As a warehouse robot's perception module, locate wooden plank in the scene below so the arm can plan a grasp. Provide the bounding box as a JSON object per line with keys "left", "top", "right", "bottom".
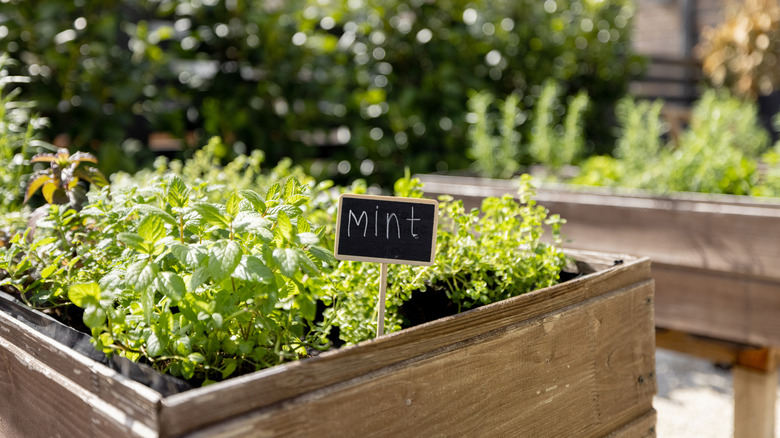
{"left": 160, "top": 253, "right": 652, "bottom": 436}
{"left": 734, "top": 366, "right": 778, "bottom": 438}
{"left": 656, "top": 329, "right": 780, "bottom": 371}
{"left": 416, "top": 175, "right": 780, "bottom": 347}
{"left": 0, "top": 311, "right": 162, "bottom": 432}
{"left": 653, "top": 263, "right": 780, "bottom": 346}
{"left": 183, "top": 280, "right": 655, "bottom": 437}
{"left": 417, "top": 174, "right": 780, "bottom": 281}
{"left": 605, "top": 409, "right": 657, "bottom": 438}
{"left": 0, "top": 334, "right": 157, "bottom": 438}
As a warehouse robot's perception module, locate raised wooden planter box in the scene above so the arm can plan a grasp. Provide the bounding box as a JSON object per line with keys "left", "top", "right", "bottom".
{"left": 418, "top": 174, "right": 780, "bottom": 347}
{"left": 0, "top": 250, "right": 655, "bottom": 437}
{"left": 418, "top": 173, "right": 780, "bottom": 437}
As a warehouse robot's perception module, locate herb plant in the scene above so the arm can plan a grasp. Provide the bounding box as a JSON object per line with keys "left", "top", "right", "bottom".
{"left": 25, "top": 148, "right": 108, "bottom": 207}
{"left": 2, "top": 158, "right": 340, "bottom": 385}
{"left": 467, "top": 91, "right": 522, "bottom": 179}
{"left": 322, "top": 174, "right": 568, "bottom": 345}
{"left": 68, "top": 176, "right": 336, "bottom": 385}
{"left": 528, "top": 81, "right": 590, "bottom": 170}
{"left": 1, "top": 138, "right": 571, "bottom": 385}
{"left": 466, "top": 81, "right": 590, "bottom": 179}
{"left": 573, "top": 90, "right": 767, "bottom": 195}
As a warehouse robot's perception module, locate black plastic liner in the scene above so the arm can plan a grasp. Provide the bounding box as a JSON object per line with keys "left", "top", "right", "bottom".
{"left": 0, "top": 291, "right": 192, "bottom": 395}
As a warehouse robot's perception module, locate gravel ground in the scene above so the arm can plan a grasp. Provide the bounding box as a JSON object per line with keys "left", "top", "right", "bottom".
{"left": 655, "top": 349, "right": 780, "bottom": 437}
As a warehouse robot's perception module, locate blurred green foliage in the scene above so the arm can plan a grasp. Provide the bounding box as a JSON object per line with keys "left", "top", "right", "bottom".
{"left": 0, "top": 56, "right": 45, "bottom": 215}
{"left": 573, "top": 90, "right": 774, "bottom": 195}
{"left": 465, "top": 81, "right": 590, "bottom": 178}
{"left": 0, "top": 0, "right": 642, "bottom": 184}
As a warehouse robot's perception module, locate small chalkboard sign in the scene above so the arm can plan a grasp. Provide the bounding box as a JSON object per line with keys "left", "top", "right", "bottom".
{"left": 334, "top": 194, "right": 439, "bottom": 266}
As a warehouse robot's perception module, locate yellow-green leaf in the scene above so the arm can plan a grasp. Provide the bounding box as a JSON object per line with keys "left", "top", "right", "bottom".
{"left": 68, "top": 282, "right": 101, "bottom": 308}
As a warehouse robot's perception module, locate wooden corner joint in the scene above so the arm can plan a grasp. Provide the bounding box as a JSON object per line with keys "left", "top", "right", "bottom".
{"left": 736, "top": 348, "right": 779, "bottom": 373}
{"left": 655, "top": 328, "right": 780, "bottom": 372}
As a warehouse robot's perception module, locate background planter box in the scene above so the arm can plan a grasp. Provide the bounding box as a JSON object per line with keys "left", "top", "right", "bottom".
{"left": 418, "top": 174, "right": 780, "bottom": 438}
{"left": 0, "top": 250, "right": 654, "bottom": 437}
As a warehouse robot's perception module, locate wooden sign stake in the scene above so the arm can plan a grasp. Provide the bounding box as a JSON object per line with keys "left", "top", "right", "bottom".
{"left": 377, "top": 263, "right": 388, "bottom": 336}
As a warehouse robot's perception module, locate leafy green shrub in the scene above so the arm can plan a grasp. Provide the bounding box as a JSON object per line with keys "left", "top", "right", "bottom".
{"left": 0, "top": 57, "right": 44, "bottom": 216}
{"left": 528, "top": 81, "right": 590, "bottom": 169}
{"left": 465, "top": 81, "right": 590, "bottom": 178}
{"left": 1, "top": 0, "right": 642, "bottom": 183}
{"left": 322, "top": 174, "right": 567, "bottom": 345}
{"left": 466, "top": 91, "right": 521, "bottom": 179}
{"left": 573, "top": 90, "right": 768, "bottom": 195}
{"left": 0, "top": 1, "right": 156, "bottom": 173}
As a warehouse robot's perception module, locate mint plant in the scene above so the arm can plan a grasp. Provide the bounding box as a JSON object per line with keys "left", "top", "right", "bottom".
{"left": 63, "top": 175, "right": 337, "bottom": 385}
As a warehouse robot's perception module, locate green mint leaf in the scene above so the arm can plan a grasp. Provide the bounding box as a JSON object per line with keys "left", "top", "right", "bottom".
{"left": 175, "top": 336, "right": 192, "bottom": 356}
{"left": 146, "top": 331, "right": 164, "bottom": 357}
{"left": 126, "top": 259, "right": 159, "bottom": 291}
{"left": 295, "top": 232, "right": 319, "bottom": 246}
{"left": 128, "top": 204, "right": 177, "bottom": 226}
{"left": 221, "top": 359, "right": 238, "bottom": 379}
{"left": 28, "top": 236, "right": 58, "bottom": 252}
{"left": 276, "top": 211, "right": 294, "bottom": 243}
{"left": 211, "top": 312, "right": 223, "bottom": 329}
{"left": 287, "top": 194, "right": 309, "bottom": 207}
{"left": 273, "top": 248, "right": 300, "bottom": 278}
{"left": 265, "top": 182, "right": 281, "bottom": 201}
{"left": 190, "top": 265, "right": 210, "bottom": 291}
{"left": 193, "top": 202, "right": 231, "bottom": 229}
{"left": 166, "top": 175, "right": 191, "bottom": 208}
{"left": 181, "top": 361, "right": 196, "bottom": 380}
{"left": 282, "top": 177, "right": 299, "bottom": 200}
{"left": 238, "top": 189, "right": 266, "bottom": 213}
{"left": 232, "top": 211, "right": 272, "bottom": 234}
{"left": 155, "top": 272, "right": 186, "bottom": 302}
{"left": 83, "top": 303, "right": 106, "bottom": 329}
{"left": 171, "top": 243, "right": 207, "bottom": 269}
{"left": 226, "top": 192, "right": 241, "bottom": 218}
{"left": 307, "top": 245, "right": 338, "bottom": 266}
{"left": 68, "top": 282, "right": 101, "bottom": 307}
{"left": 208, "top": 240, "right": 242, "bottom": 283}
{"left": 297, "top": 218, "right": 311, "bottom": 233}
{"left": 293, "top": 248, "right": 319, "bottom": 276}
{"left": 138, "top": 214, "right": 167, "bottom": 244}
{"left": 118, "top": 232, "right": 146, "bottom": 253}
{"left": 40, "top": 263, "right": 59, "bottom": 280}
{"left": 232, "top": 256, "right": 274, "bottom": 284}
{"left": 267, "top": 204, "right": 303, "bottom": 219}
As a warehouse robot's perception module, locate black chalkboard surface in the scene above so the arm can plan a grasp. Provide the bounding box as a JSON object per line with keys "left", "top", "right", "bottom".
{"left": 334, "top": 194, "right": 438, "bottom": 266}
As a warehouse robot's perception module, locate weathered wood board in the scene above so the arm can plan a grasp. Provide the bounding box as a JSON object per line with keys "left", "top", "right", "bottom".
{"left": 417, "top": 174, "right": 780, "bottom": 347}
{"left": 0, "top": 250, "right": 655, "bottom": 437}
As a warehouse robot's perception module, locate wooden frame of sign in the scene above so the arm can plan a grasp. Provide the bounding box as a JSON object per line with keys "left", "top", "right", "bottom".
{"left": 334, "top": 194, "right": 439, "bottom": 266}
